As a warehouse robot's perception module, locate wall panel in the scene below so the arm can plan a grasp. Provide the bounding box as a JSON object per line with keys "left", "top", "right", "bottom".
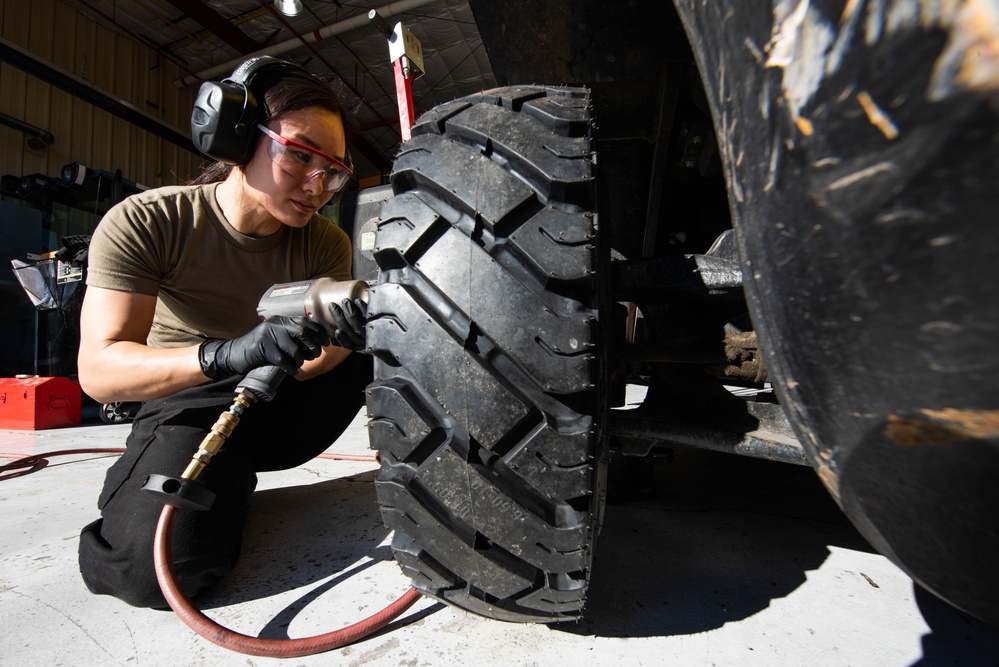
{"left": 0, "top": 0, "right": 202, "bottom": 193}
{"left": 68, "top": 14, "right": 96, "bottom": 169}
{"left": 0, "top": 63, "right": 27, "bottom": 176}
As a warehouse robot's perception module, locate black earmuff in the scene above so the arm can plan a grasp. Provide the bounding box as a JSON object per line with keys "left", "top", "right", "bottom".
{"left": 190, "top": 56, "right": 310, "bottom": 165}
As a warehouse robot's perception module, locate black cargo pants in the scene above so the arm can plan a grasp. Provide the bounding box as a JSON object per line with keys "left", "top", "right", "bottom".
{"left": 78, "top": 353, "right": 372, "bottom": 608}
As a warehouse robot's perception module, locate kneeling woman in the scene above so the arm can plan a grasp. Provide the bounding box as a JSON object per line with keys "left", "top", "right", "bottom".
{"left": 77, "top": 57, "right": 369, "bottom": 608}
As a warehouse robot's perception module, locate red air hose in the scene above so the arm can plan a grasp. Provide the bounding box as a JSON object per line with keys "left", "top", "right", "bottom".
{"left": 1, "top": 447, "right": 421, "bottom": 657}
{"left": 0, "top": 449, "right": 372, "bottom": 476}
{"left": 153, "top": 504, "right": 421, "bottom": 657}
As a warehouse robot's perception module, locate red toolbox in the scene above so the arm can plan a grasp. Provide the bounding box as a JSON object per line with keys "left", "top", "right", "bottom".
{"left": 0, "top": 376, "right": 81, "bottom": 430}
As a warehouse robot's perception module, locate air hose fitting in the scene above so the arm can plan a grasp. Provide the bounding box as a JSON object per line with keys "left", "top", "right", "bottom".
{"left": 144, "top": 377, "right": 420, "bottom": 657}
{"left": 142, "top": 390, "right": 255, "bottom": 511}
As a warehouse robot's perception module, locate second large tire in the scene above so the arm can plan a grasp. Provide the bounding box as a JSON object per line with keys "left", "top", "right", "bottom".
{"left": 365, "top": 86, "right": 604, "bottom": 622}
{"left": 674, "top": 0, "right": 999, "bottom": 625}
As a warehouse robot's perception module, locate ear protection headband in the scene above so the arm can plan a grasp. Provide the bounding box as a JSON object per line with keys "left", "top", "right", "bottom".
{"left": 190, "top": 56, "right": 310, "bottom": 165}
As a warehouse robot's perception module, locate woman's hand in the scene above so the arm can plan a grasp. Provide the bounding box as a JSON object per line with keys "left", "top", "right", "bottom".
{"left": 327, "top": 298, "right": 367, "bottom": 351}
{"left": 198, "top": 316, "right": 330, "bottom": 379}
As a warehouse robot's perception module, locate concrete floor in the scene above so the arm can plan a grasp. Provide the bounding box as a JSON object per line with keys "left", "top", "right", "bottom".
{"left": 2, "top": 396, "right": 998, "bottom": 666}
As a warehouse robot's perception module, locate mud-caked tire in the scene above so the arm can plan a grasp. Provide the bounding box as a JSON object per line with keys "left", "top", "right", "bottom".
{"left": 365, "top": 86, "right": 605, "bottom": 622}
{"left": 674, "top": 0, "right": 999, "bottom": 625}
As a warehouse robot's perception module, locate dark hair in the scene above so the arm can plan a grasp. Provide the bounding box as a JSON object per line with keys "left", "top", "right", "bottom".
{"left": 189, "top": 68, "right": 353, "bottom": 184}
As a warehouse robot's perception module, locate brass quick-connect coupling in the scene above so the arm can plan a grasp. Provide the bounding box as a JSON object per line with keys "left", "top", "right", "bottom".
{"left": 181, "top": 394, "right": 253, "bottom": 481}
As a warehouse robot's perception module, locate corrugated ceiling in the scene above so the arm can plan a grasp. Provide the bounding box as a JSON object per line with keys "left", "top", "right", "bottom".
{"left": 62, "top": 0, "right": 497, "bottom": 177}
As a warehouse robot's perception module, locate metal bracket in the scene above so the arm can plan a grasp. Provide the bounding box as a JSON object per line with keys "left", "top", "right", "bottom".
{"left": 370, "top": 10, "right": 425, "bottom": 142}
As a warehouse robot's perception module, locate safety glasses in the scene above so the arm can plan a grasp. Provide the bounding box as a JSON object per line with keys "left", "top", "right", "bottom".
{"left": 257, "top": 124, "right": 353, "bottom": 192}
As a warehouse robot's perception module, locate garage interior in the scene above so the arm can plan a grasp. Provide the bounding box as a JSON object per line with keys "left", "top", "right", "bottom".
{"left": 0, "top": 0, "right": 497, "bottom": 379}
{"left": 1, "top": 1, "right": 998, "bottom": 664}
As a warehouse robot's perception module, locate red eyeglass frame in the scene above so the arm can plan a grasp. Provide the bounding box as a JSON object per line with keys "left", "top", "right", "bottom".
{"left": 257, "top": 124, "right": 353, "bottom": 188}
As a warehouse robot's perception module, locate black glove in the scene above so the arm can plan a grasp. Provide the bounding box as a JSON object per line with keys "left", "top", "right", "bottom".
{"left": 199, "top": 316, "right": 330, "bottom": 379}
{"left": 328, "top": 298, "right": 367, "bottom": 351}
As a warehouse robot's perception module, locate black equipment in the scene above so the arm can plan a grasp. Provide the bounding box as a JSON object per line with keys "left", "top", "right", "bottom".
{"left": 190, "top": 56, "right": 310, "bottom": 164}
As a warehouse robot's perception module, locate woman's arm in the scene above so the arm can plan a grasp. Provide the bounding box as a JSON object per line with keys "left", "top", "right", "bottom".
{"left": 295, "top": 345, "right": 351, "bottom": 381}
{"left": 77, "top": 286, "right": 209, "bottom": 403}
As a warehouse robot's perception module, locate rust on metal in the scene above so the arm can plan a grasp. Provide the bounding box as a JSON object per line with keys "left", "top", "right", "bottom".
{"left": 813, "top": 458, "right": 841, "bottom": 504}
{"left": 884, "top": 408, "right": 999, "bottom": 447}
{"left": 920, "top": 408, "right": 999, "bottom": 439}
{"left": 619, "top": 331, "right": 768, "bottom": 383}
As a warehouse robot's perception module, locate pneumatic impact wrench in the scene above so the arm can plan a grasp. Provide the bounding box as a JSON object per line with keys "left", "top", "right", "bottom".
{"left": 143, "top": 278, "right": 369, "bottom": 511}
{"left": 238, "top": 277, "right": 370, "bottom": 401}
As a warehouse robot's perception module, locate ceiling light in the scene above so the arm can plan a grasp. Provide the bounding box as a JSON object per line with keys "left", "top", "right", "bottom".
{"left": 275, "top": 0, "right": 303, "bottom": 17}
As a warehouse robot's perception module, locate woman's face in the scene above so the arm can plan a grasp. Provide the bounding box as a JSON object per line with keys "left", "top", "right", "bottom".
{"left": 241, "top": 106, "right": 347, "bottom": 229}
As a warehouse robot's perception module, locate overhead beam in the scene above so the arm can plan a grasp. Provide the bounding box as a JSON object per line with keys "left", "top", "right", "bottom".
{"left": 0, "top": 36, "right": 198, "bottom": 156}
{"left": 176, "top": 0, "right": 437, "bottom": 86}
{"left": 162, "top": 0, "right": 261, "bottom": 55}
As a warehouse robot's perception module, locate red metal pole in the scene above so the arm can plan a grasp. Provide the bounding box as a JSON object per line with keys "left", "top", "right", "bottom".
{"left": 394, "top": 58, "right": 416, "bottom": 142}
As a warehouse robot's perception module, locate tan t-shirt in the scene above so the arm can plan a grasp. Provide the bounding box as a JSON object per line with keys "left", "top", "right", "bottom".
{"left": 86, "top": 183, "right": 352, "bottom": 348}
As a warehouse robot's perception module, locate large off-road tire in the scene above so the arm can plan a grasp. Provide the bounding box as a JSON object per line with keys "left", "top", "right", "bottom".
{"left": 365, "top": 86, "right": 605, "bottom": 622}
{"left": 674, "top": 0, "right": 999, "bottom": 625}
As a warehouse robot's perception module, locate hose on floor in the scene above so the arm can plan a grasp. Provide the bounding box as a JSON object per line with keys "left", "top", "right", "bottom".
{"left": 0, "top": 446, "right": 421, "bottom": 656}
{"left": 154, "top": 503, "right": 421, "bottom": 657}
{"left": 0, "top": 448, "right": 376, "bottom": 479}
